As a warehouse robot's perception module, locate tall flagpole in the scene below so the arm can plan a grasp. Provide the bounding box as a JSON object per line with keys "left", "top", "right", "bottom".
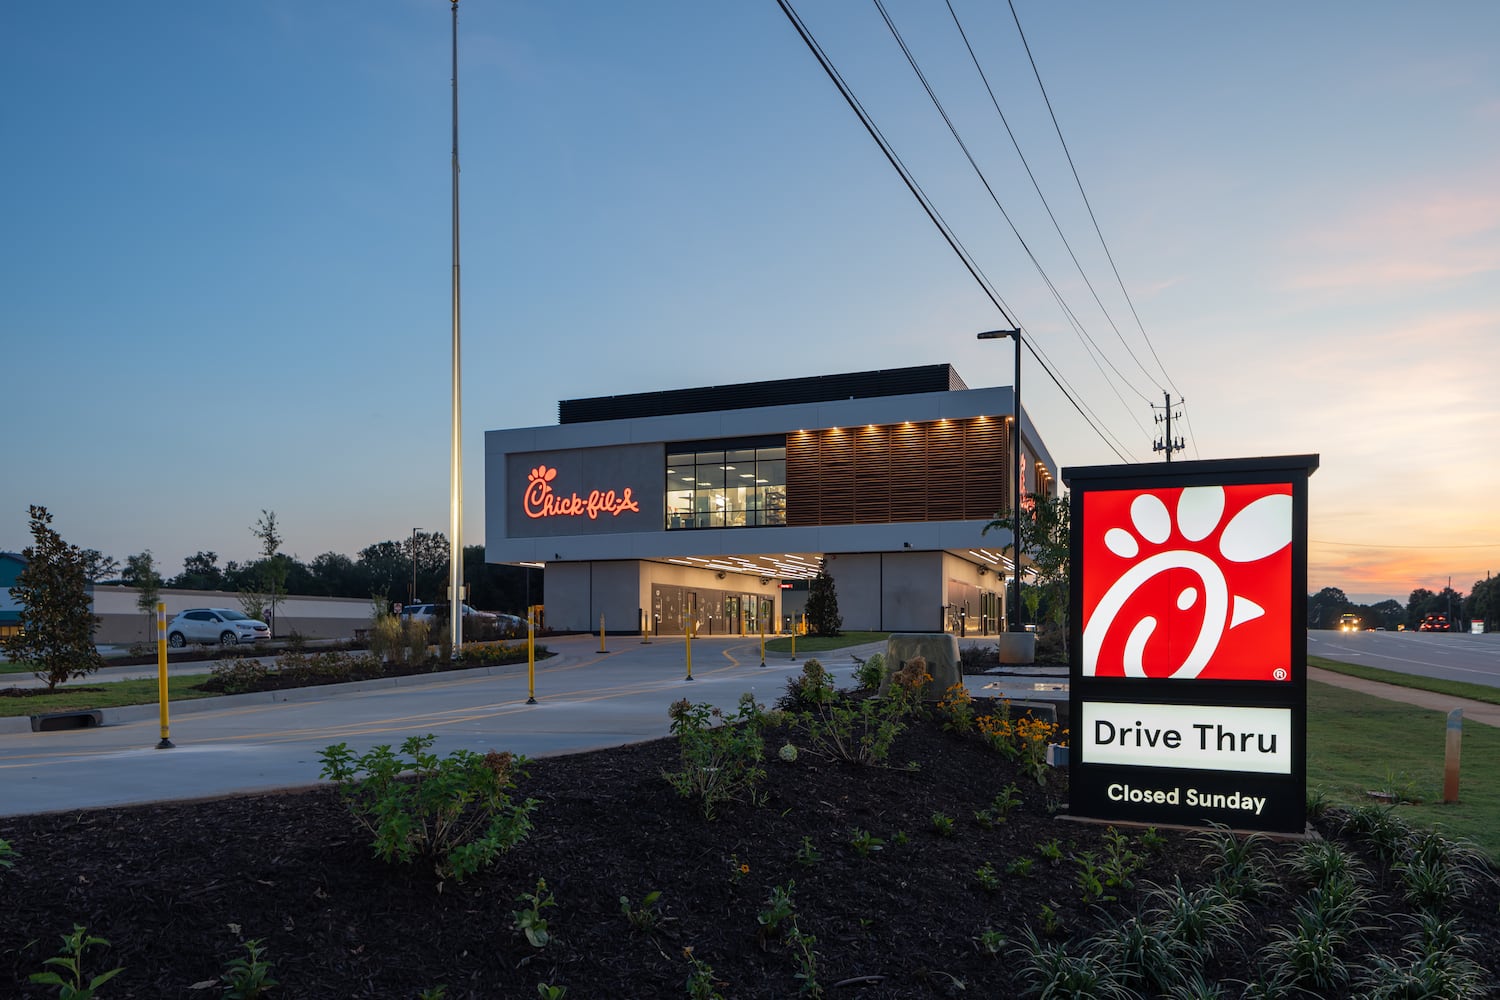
{"left": 448, "top": 0, "right": 464, "bottom": 654}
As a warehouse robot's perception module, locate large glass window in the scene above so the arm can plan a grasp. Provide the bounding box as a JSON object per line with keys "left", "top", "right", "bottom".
{"left": 666, "top": 439, "right": 786, "bottom": 529}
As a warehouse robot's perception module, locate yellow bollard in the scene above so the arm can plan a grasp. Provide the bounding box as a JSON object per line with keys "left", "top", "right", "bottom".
{"left": 599, "top": 613, "right": 607, "bottom": 653}
{"left": 155, "top": 602, "right": 173, "bottom": 749}
{"left": 759, "top": 620, "right": 766, "bottom": 668}
{"left": 790, "top": 622, "right": 797, "bottom": 662}
{"left": 526, "top": 609, "right": 537, "bottom": 704}
{"left": 685, "top": 620, "right": 695, "bottom": 681}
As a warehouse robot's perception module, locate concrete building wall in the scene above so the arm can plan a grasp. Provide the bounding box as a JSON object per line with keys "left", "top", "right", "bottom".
{"left": 88, "top": 586, "right": 373, "bottom": 644}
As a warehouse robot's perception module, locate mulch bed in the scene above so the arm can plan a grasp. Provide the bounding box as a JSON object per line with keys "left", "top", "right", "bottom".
{"left": 2, "top": 709, "right": 1498, "bottom": 998}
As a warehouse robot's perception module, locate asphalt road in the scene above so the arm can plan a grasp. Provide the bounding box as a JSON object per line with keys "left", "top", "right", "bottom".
{"left": 1306, "top": 629, "right": 1500, "bottom": 687}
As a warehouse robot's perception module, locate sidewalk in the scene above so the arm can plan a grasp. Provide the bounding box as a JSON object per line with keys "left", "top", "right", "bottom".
{"left": 1308, "top": 666, "right": 1500, "bottom": 728}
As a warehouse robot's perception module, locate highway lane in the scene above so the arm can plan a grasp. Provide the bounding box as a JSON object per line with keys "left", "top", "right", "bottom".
{"left": 1306, "top": 629, "right": 1500, "bottom": 687}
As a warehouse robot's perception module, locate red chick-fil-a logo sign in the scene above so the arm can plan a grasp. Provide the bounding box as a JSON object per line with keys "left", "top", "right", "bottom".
{"left": 523, "top": 465, "right": 641, "bottom": 521}
{"left": 1081, "top": 483, "right": 1292, "bottom": 682}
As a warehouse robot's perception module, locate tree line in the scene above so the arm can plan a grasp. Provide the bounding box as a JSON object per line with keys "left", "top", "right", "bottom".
{"left": 74, "top": 522, "right": 542, "bottom": 616}
{"left": 1308, "top": 577, "right": 1499, "bottom": 632}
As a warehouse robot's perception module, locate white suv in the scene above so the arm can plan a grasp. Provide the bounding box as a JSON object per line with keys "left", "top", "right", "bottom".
{"left": 167, "top": 609, "right": 271, "bottom": 647}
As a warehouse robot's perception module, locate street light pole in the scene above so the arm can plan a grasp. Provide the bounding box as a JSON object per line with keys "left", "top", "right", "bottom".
{"left": 447, "top": 0, "right": 464, "bottom": 655}
{"left": 411, "top": 528, "right": 419, "bottom": 605}
{"left": 977, "top": 328, "right": 1023, "bottom": 633}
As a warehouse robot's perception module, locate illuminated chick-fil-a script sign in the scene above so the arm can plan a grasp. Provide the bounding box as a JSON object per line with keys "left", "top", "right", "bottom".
{"left": 523, "top": 465, "right": 641, "bottom": 520}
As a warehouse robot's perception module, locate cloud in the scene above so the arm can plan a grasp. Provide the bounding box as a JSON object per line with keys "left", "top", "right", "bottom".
{"left": 1279, "top": 176, "right": 1500, "bottom": 294}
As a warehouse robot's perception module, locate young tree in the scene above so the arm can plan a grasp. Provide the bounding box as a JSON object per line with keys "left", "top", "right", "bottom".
{"left": 123, "top": 551, "right": 162, "bottom": 642}
{"left": 804, "top": 558, "right": 842, "bottom": 636}
{"left": 250, "top": 510, "right": 286, "bottom": 635}
{"left": 3, "top": 505, "right": 106, "bottom": 690}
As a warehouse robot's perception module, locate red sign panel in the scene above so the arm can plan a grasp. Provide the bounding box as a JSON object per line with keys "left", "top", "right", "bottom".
{"left": 1081, "top": 483, "right": 1292, "bottom": 682}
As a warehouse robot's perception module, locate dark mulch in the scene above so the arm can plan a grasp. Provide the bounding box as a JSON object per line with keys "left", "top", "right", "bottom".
{"left": 2, "top": 710, "right": 1498, "bottom": 999}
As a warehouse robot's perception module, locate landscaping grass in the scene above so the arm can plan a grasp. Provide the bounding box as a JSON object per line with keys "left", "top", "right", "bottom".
{"left": 762, "top": 630, "right": 888, "bottom": 653}
{"left": 0, "top": 674, "right": 220, "bottom": 715}
{"left": 1307, "top": 678, "right": 1500, "bottom": 856}
{"left": 0, "top": 661, "right": 34, "bottom": 675}
{"left": 1310, "top": 653, "right": 1500, "bottom": 706}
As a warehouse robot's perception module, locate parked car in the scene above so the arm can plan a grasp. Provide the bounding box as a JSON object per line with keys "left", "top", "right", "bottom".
{"left": 167, "top": 609, "right": 270, "bottom": 647}
{"left": 401, "top": 603, "right": 497, "bottom": 624}
{"left": 1418, "top": 613, "right": 1452, "bottom": 632}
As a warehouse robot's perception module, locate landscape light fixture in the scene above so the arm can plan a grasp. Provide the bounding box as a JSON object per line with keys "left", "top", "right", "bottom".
{"left": 976, "top": 328, "right": 1024, "bottom": 632}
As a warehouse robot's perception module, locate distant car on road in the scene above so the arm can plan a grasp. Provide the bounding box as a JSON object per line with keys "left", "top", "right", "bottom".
{"left": 1418, "top": 613, "right": 1452, "bottom": 632}
{"left": 1338, "top": 614, "right": 1361, "bottom": 633}
{"left": 167, "top": 609, "right": 270, "bottom": 647}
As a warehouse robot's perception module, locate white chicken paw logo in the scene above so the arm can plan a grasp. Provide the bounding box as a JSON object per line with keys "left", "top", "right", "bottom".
{"left": 1082, "top": 484, "right": 1292, "bottom": 680}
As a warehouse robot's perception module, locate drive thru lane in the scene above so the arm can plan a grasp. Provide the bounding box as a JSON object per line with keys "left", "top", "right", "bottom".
{"left": 0, "top": 635, "right": 856, "bottom": 818}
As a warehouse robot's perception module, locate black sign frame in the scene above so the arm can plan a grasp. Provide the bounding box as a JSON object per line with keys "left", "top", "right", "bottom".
{"left": 1063, "top": 455, "right": 1318, "bottom": 834}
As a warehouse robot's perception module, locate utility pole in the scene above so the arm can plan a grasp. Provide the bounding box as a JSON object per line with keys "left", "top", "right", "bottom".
{"left": 1152, "top": 391, "right": 1185, "bottom": 462}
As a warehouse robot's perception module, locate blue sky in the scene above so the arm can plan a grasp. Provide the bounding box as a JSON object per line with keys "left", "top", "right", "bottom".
{"left": 4, "top": 2, "right": 1498, "bottom": 604}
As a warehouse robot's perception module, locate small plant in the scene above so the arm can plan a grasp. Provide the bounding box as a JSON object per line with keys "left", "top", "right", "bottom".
{"left": 890, "top": 830, "right": 909, "bottom": 846}
{"left": 779, "top": 659, "right": 836, "bottom": 710}
{"left": 1100, "top": 826, "right": 1145, "bottom": 894}
{"left": 847, "top": 827, "right": 885, "bottom": 857}
{"left": 787, "top": 922, "right": 822, "bottom": 997}
{"left": 536, "top": 985, "right": 567, "bottom": 1000}
{"left": 1194, "top": 823, "right": 1276, "bottom": 901}
{"left": 1037, "top": 838, "right": 1064, "bottom": 864}
{"left": 416, "top": 989, "right": 448, "bottom": 1000}
{"left": 682, "top": 947, "right": 725, "bottom": 1000}
{"left": 0, "top": 837, "right": 16, "bottom": 870}
{"left": 318, "top": 736, "right": 536, "bottom": 882}
{"left": 620, "top": 890, "right": 664, "bottom": 934}
{"left": 974, "top": 783, "right": 1023, "bottom": 828}
{"left": 885, "top": 657, "right": 932, "bottom": 715}
{"left": 1143, "top": 877, "right": 1247, "bottom": 963}
{"left": 936, "top": 683, "right": 975, "bottom": 735}
{"left": 794, "top": 836, "right": 822, "bottom": 868}
{"left": 28, "top": 924, "right": 124, "bottom": 1000}
{"left": 1005, "top": 857, "right": 1035, "bottom": 877}
{"left": 663, "top": 699, "right": 767, "bottom": 820}
{"left": 513, "top": 877, "right": 557, "bottom": 948}
{"left": 1074, "top": 851, "right": 1109, "bottom": 903}
{"left": 1138, "top": 826, "right": 1168, "bottom": 853}
{"left": 758, "top": 881, "right": 797, "bottom": 940}
{"left": 220, "top": 938, "right": 277, "bottom": 999}
{"left": 1014, "top": 926, "right": 1116, "bottom": 994}
{"left": 1092, "top": 915, "right": 1189, "bottom": 996}
{"left": 1260, "top": 903, "right": 1353, "bottom": 994}
{"left": 1305, "top": 786, "right": 1331, "bottom": 819}
{"left": 974, "top": 861, "right": 1000, "bottom": 891}
{"left": 930, "top": 811, "right": 955, "bottom": 837}
{"left": 975, "top": 928, "right": 1006, "bottom": 956}
{"left": 795, "top": 695, "right": 906, "bottom": 767}
{"left": 853, "top": 652, "right": 885, "bottom": 691}
{"left": 778, "top": 742, "right": 799, "bottom": 763}
{"left": 728, "top": 855, "right": 750, "bottom": 885}
{"left": 1037, "top": 902, "right": 1064, "bottom": 936}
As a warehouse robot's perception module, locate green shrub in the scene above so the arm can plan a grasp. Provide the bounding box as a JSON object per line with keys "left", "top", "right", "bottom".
{"left": 368, "top": 612, "right": 405, "bottom": 663}
{"left": 28, "top": 923, "right": 124, "bottom": 999}
{"left": 776, "top": 660, "right": 836, "bottom": 712}
{"left": 207, "top": 658, "right": 271, "bottom": 695}
{"left": 854, "top": 653, "right": 886, "bottom": 691}
{"left": 662, "top": 699, "right": 766, "bottom": 820}
{"left": 318, "top": 734, "right": 536, "bottom": 881}
{"left": 795, "top": 694, "right": 906, "bottom": 766}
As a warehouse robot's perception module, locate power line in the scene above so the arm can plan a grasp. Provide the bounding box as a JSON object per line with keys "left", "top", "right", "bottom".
{"left": 775, "top": 0, "right": 1135, "bottom": 463}
{"left": 946, "top": 0, "right": 1161, "bottom": 404}
{"left": 869, "top": 0, "right": 1150, "bottom": 453}
{"left": 1007, "top": 0, "right": 1183, "bottom": 399}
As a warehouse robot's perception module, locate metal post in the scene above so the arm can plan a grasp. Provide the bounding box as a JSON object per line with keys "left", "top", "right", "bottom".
{"left": 760, "top": 619, "right": 766, "bottom": 668}
{"left": 977, "top": 328, "right": 1023, "bottom": 632}
{"left": 684, "top": 620, "right": 695, "bottom": 681}
{"left": 1443, "top": 708, "right": 1463, "bottom": 803}
{"left": 155, "top": 602, "right": 173, "bottom": 749}
{"left": 599, "top": 613, "right": 606, "bottom": 653}
{"left": 447, "top": 0, "right": 465, "bottom": 657}
{"left": 526, "top": 608, "right": 536, "bottom": 704}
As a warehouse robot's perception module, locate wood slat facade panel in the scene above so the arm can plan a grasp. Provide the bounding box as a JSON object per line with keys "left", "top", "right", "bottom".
{"left": 888, "top": 423, "right": 928, "bottom": 522}
{"left": 818, "top": 429, "right": 856, "bottom": 525}
{"left": 785, "top": 431, "right": 820, "bottom": 527}
{"left": 854, "top": 425, "right": 891, "bottom": 523}
{"left": 785, "top": 417, "right": 1024, "bottom": 528}
{"left": 963, "top": 417, "right": 1007, "bottom": 520}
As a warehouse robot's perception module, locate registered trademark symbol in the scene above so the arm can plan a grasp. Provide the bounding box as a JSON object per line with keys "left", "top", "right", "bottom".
{"left": 1273, "top": 668, "right": 1288, "bottom": 681}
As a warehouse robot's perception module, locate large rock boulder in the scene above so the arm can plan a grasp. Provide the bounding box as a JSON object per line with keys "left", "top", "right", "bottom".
{"left": 880, "top": 633, "right": 962, "bottom": 699}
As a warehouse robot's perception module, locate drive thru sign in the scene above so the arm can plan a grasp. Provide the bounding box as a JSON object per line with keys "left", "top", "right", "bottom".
{"left": 1064, "top": 455, "right": 1318, "bottom": 834}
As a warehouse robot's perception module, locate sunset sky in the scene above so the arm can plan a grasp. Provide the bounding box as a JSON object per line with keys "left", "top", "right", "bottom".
{"left": 3, "top": 2, "right": 1497, "bottom": 604}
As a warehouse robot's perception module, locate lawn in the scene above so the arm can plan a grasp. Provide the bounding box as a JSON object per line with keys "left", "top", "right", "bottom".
{"left": 1310, "top": 653, "right": 1500, "bottom": 707}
